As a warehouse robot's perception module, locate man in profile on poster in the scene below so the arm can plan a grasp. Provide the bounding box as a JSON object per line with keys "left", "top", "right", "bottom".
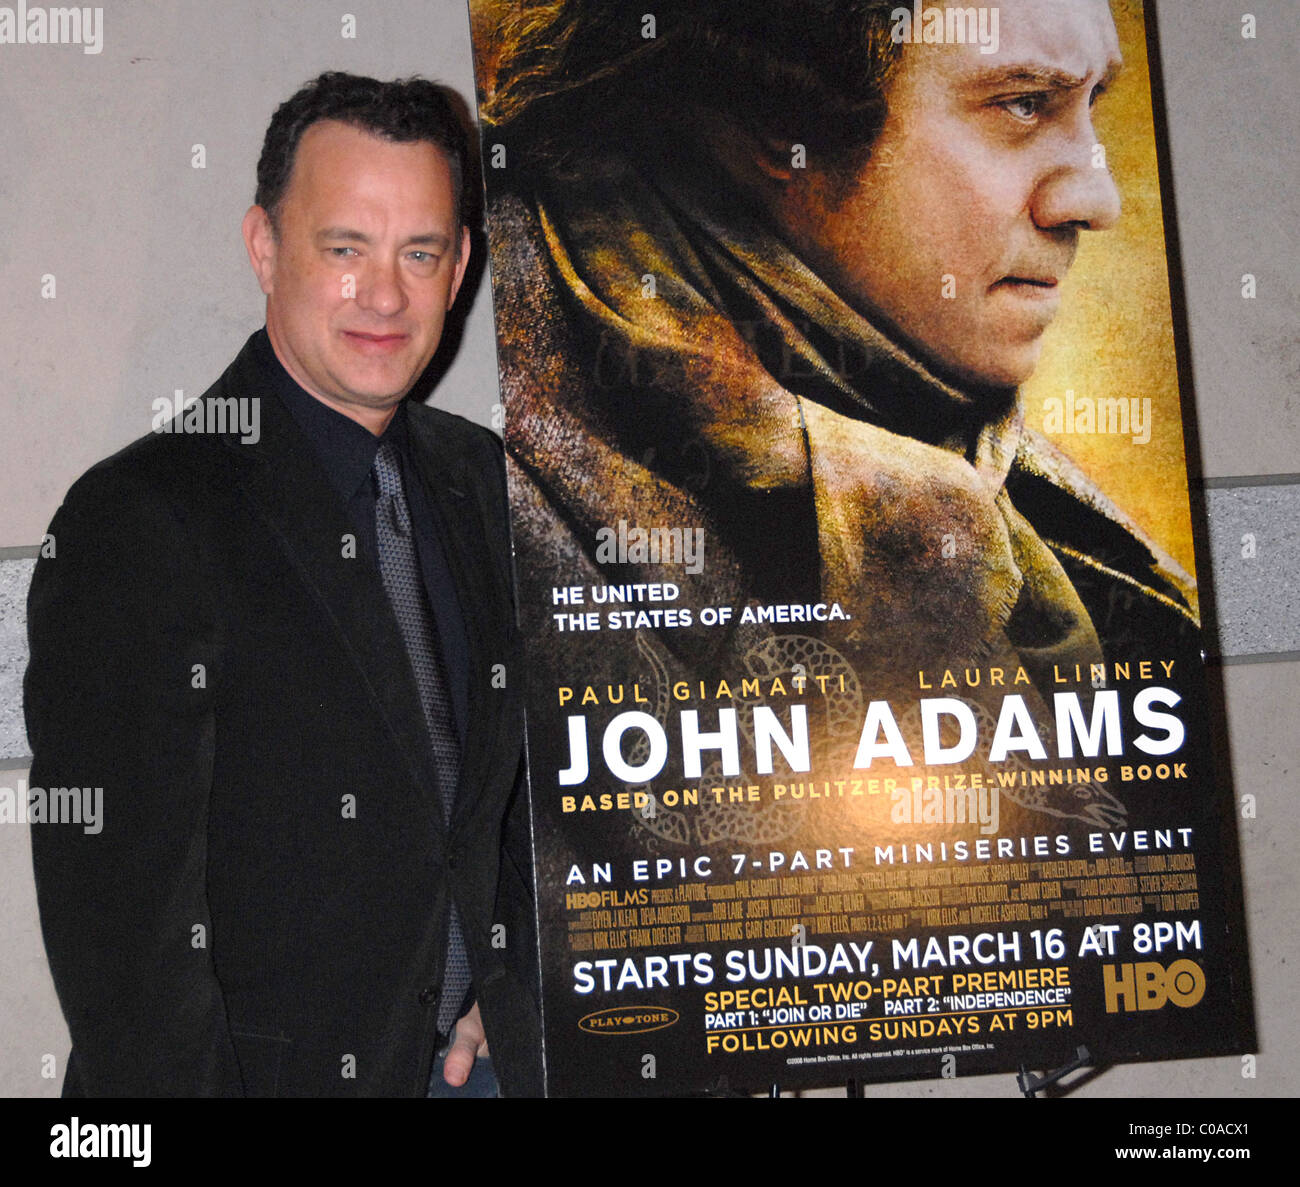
{"left": 480, "top": 0, "right": 1199, "bottom": 709}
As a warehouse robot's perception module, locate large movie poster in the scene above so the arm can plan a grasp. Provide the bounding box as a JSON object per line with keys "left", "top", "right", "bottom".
{"left": 469, "top": 0, "right": 1255, "bottom": 1095}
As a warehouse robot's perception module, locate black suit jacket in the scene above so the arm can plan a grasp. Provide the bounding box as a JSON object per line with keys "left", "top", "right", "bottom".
{"left": 25, "top": 334, "right": 543, "bottom": 1097}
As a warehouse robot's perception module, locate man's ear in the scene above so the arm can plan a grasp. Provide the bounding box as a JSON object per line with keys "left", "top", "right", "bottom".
{"left": 694, "top": 108, "right": 795, "bottom": 188}
{"left": 242, "top": 205, "right": 278, "bottom": 296}
{"left": 449, "top": 226, "right": 472, "bottom": 306}
{"left": 754, "top": 136, "right": 799, "bottom": 182}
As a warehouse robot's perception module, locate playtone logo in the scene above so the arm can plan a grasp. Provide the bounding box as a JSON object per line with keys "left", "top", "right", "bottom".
{"left": 579, "top": 1005, "right": 680, "bottom": 1036}
{"left": 0, "top": 4, "right": 104, "bottom": 54}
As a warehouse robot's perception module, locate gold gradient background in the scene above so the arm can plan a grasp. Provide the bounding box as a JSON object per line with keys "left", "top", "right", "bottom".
{"left": 1024, "top": 0, "right": 1197, "bottom": 577}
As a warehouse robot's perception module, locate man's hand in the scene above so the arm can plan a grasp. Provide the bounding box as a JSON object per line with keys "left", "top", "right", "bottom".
{"left": 442, "top": 1002, "right": 489, "bottom": 1087}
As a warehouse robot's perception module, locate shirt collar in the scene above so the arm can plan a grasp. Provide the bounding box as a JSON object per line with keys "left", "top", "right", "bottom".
{"left": 252, "top": 326, "right": 408, "bottom": 502}
{"left": 656, "top": 175, "right": 1022, "bottom": 491}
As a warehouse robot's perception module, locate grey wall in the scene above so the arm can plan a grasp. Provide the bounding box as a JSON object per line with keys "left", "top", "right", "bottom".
{"left": 0, "top": 0, "right": 1296, "bottom": 1098}
{"left": 0, "top": 0, "right": 502, "bottom": 550}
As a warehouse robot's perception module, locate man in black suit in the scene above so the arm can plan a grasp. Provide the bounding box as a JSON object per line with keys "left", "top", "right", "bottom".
{"left": 25, "top": 72, "right": 542, "bottom": 1097}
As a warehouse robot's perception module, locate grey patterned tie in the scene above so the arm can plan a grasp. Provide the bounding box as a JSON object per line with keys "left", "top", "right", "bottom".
{"left": 372, "top": 438, "right": 471, "bottom": 1036}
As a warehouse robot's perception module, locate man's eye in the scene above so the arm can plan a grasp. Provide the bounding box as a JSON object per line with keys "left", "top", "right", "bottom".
{"left": 408, "top": 251, "right": 435, "bottom": 263}
{"left": 1000, "top": 94, "right": 1043, "bottom": 122}
{"left": 328, "top": 246, "right": 357, "bottom": 258}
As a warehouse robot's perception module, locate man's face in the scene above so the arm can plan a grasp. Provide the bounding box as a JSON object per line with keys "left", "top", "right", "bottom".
{"left": 244, "top": 120, "right": 470, "bottom": 426}
{"left": 776, "top": 0, "right": 1122, "bottom": 391}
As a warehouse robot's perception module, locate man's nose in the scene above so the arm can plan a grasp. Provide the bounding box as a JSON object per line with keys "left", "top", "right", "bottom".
{"left": 1032, "top": 135, "right": 1122, "bottom": 233}
{"left": 357, "top": 259, "right": 407, "bottom": 315}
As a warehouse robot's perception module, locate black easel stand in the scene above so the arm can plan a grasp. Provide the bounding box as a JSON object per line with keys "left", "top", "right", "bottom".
{"left": 1016, "top": 1045, "right": 1091, "bottom": 1097}
{"left": 764, "top": 1051, "right": 1092, "bottom": 1099}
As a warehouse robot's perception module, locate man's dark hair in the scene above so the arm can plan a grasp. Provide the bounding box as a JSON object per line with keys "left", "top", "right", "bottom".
{"left": 484, "top": 1, "right": 903, "bottom": 181}
{"left": 256, "top": 71, "right": 470, "bottom": 236}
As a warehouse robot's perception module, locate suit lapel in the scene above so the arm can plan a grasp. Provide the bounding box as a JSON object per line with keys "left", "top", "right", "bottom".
{"left": 405, "top": 409, "right": 507, "bottom": 834}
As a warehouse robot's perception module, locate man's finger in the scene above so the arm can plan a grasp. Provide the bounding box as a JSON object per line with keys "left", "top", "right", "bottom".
{"left": 442, "top": 1028, "right": 478, "bottom": 1087}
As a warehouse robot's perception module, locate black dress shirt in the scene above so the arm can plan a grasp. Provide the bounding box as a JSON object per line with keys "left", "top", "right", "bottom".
{"left": 250, "top": 327, "right": 470, "bottom": 743}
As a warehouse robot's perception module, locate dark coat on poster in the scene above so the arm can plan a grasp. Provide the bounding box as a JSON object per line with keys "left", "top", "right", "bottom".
{"left": 25, "top": 335, "right": 543, "bottom": 1097}
{"left": 485, "top": 161, "right": 1204, "bottom": 852}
